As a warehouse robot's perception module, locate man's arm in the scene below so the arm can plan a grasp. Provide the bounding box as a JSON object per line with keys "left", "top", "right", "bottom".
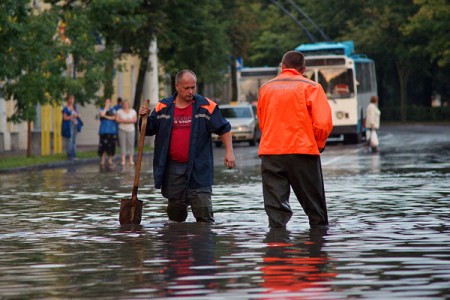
{"left": 220, "top": 131, "right": 236, "bottom": 169}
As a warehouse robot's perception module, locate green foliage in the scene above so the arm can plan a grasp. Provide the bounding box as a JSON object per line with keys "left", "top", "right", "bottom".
{"left": 1, "top": 0, "right": 449, "bottom": 126}
{"left": 245, "top": 3, "right": 312, "bottom": 67}
{"left": 382, "top": 105, "right": 450, "bottom": 122}
{"left": 0, "top": 0, "right": 30, "bottom": 80}
{"left": 157, "top": 0, "right": 229, "bottom": 85}
{"left": 1, "top": 6, "right": 68, "bottom": 123}
{"left": 402, "top": 0, "right": 450, "bottom": 68}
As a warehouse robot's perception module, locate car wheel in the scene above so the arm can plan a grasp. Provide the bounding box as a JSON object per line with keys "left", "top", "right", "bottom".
{"left": 249, "top": 134, "right": 257, "bottom": 146}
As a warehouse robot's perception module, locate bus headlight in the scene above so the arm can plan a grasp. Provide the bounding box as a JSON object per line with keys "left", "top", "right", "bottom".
{"left": 336, "top": 111, "right": 349, "bottom": 119}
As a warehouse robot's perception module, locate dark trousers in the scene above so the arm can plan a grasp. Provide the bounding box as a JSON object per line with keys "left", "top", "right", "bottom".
{"left": 161, "top": 160, "right": 214, "bottom": 223}
{"left": 261, "top": 154, "right": 328, "bottom": 228}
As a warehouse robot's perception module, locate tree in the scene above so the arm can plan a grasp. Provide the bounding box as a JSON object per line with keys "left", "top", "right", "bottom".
{"left": 0, "top": 0, "right": 30, "bottom": 82}
{"left": 157, "top": 0, "right": 229, "bottom": 94}
{"left": 246, "top": 2, "right": 313, "bottom": 67}
{"left": 1, "top": 4, "right": 70, "bottom": 156}
{"left": 402, "top": 0, "right": 450, "bottom": 106}
{"left": 46, "top": 0, "right": 146, "bottom": 106}
{"left": 221, "top": 0, "right": 260, "bottom": 102}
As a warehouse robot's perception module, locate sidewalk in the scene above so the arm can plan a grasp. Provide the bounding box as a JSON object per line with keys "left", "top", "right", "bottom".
{"left": 0, "top": 145, "right": 100, "bottom": 174}
{"left": 0, "top": 145, "right": 153, "bottom": 174}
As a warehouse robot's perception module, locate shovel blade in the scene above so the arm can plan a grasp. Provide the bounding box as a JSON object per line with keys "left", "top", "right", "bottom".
{"left": 119, "top": 198, "right": 143, "bottom": 225}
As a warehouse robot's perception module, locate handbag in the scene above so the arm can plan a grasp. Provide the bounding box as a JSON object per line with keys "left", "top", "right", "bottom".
{"left": 369, "top": 130, "right": 379, "bottom": 147}
{"left": 62, "top": 120, "right": 71, "bottom": 138}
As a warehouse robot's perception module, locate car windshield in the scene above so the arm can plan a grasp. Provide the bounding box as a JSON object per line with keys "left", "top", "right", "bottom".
{"left": 221, "top": 107, "right": 252, "bottom": 118}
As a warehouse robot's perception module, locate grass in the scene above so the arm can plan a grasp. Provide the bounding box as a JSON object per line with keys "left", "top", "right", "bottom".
{"left": 0, "top": 150, "right": 98, "bottom": 170}
{"left": 0, "top": 145, "right": 153, "bottom": 171}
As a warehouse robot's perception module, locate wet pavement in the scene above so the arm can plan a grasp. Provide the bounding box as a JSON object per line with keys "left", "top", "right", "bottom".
{"left": 0, "top": 124, "right": 449, "bottom": 299}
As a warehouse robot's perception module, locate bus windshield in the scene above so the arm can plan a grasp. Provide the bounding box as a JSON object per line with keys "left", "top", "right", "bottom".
{"left": 304, "top": 68, "right": 355, "bottom": 99}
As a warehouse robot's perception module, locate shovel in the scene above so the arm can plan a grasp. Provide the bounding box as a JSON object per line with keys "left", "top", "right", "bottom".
{"left": 119, "top": 99, "right": 150, "bottom": 225}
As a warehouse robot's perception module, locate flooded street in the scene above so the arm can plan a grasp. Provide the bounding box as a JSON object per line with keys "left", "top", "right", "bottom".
{"left": 1, "top": 124, "right": 449, "bottom": 299}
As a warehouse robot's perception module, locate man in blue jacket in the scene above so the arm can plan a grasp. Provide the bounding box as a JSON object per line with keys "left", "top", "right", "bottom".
{"left": 139, "top": 69, "right": 236, "bottom": 223}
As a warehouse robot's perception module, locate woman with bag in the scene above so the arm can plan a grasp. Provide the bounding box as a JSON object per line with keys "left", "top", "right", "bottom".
{"left": 365, "top": 95, "right": 381, "bottom": 153}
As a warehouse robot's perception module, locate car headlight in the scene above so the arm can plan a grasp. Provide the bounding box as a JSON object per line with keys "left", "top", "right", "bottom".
{"left": 234, "top": 125, "right": 251, "bottom": 132}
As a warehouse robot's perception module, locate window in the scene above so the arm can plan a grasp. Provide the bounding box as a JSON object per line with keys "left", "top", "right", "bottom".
{"left": 317, "top": 68, "right": 354, "bottom": 98}
{"left": 355, "top": 62, "right": 375, "bottom": 93}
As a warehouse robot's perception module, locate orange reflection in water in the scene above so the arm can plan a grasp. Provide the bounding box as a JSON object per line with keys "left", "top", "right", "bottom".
{"left": 260, "top": 229, "right": 338, "bottom": 298}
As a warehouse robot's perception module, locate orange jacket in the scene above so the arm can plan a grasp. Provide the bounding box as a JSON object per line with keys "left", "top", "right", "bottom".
{"left": 257, "top": 68, "right": 333, "bottom": 155}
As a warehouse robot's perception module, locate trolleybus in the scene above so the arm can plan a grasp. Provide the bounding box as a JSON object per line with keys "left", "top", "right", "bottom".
{"left": 295, "top": 40, "right": 378, "bottom": 143}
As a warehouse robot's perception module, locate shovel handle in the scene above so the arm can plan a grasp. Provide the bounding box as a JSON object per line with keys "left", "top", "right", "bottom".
{"left": 132, "top": 99, "right": 150, "bottom": 204}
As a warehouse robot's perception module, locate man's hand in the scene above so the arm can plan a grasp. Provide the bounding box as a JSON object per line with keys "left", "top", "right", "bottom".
{"left": 139, "top": 105, "right": 150, "bottom": 116}
{"left": 224, "top": 152, "right": 236, "bottom": 169}
{"left": 220, "top": 132, "right": 236, "bottom": 169}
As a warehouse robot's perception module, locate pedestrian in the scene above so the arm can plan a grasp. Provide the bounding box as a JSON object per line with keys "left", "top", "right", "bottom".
{"left": 257, "top": 50, "right": 333, "bottom": 228}
{"left": 98, "top": 98, "right": 118, "bottom": 166}
{"left": 114, "top": 96, "right": 123, "bottom": 111}
{"left": 365, "top": 95, "right": 381, "bottom": 153}
{"left": 62, "top": 95, "right": 82, "bottom": 160}
{"left": 139, "top": 69, "right": 236, "bottom": 223}
{"left": 116, "top": 99, "right": 137, "bottom": 165}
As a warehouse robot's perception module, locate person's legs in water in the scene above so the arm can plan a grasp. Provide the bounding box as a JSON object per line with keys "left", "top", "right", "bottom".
{"left": 67, "top": 123, "right": 77, "bottom": 159}
{"left": 188, "top": 188, "right": 214, "bottom": 223}
{"left": 287, "top": 154, "right": 328, "bottom": 227}
{"left": 161, "top": 160, "right": 189, "bottom": 222}
{"left": 261, "top": 155, "right": 293, "bottom": 228}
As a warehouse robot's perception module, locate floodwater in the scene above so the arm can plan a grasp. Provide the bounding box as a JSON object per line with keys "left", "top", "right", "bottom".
{"left": 1, "top": 124, "right": 449, "bottom": 299}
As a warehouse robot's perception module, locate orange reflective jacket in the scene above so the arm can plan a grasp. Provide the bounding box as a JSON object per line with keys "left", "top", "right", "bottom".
{"left": 257, "top": 68, "right": 333, "bottom": 155}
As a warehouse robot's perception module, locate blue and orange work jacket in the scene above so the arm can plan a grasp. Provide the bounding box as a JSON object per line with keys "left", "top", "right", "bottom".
{"left": 143, "top": 93, "right": 231, "bottom": 189}
{"left": 257, "top": 68, "right": 333, "bottom": 156}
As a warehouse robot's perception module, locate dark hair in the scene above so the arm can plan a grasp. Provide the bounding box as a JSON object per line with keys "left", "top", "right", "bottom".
{"left": 175, "top": 69, "right": 197, "bottom": 83}
{"left": 281, "top": 51, "right": 305, "bottom": 72}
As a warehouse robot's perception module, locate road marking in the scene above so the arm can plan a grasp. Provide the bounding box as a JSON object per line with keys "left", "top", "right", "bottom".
{"left": 322, "top": 148, "right": 361, "bottom": 166}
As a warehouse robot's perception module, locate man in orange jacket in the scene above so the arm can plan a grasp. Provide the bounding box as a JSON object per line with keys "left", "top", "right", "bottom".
{"left": 257, "top": 50, "right": 333, "bottom": 228}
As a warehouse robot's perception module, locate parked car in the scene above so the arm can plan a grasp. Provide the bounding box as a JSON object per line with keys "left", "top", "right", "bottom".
{"left": 213, "top": 103, "right": 260, "bottom": 147}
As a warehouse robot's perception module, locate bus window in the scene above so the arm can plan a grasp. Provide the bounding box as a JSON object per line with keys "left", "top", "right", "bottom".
{"left": 317, "top": 68, "right": 354, "bottom": 98}
{"left": 355, "top": 61, "right": 376, "bottom": 93}
{"left": 239, "top": 78, "right": 260, "bottom": 102}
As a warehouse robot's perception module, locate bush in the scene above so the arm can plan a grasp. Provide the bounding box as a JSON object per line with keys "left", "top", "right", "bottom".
{"left": 381, "top": 105, "right": 450, "bottom": 122}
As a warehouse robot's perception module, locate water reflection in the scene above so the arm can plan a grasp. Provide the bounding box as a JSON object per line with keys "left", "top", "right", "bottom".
{"left": 158, "top": 224, "right": 218, "bottom": 297}
{"left": 1, "top": 125, "right": 450, "bottom": 298}
{"left": 261, "top": 228, "right": 336, "bottom": 299}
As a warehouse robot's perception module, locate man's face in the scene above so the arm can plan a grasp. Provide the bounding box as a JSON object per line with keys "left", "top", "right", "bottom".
{"left": 176, "top": 74, "right": 196, "bottom": 102}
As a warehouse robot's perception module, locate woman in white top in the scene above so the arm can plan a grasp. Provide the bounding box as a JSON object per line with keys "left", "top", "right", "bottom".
{"left": 365, "top": 95, "right": 381, "bottom": 152}
{"left": 116, "top": 100, "right": 137, "bottom": 165}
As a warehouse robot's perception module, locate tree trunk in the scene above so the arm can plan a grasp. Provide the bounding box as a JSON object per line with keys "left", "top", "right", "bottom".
{"left": 104, "top": 39, "right": 115, "bottom": 100}
{"left": 26, "top": 120, "right": 31, "bottom": 157}
{"left": 396, "top": 60, "right": 409, "bottom": 122}
{"left": 133, "top": 53, "right": 149, "bottom": 114}
{"left": 230, "top": 55, "right": 238, "bottom": 102}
